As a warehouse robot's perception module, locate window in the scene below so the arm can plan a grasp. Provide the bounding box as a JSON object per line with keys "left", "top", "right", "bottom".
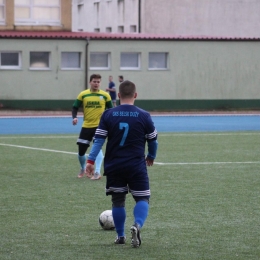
{"left": 0, "top": 0, "right": 5, "bottom": 24}
{"left": 77, "top": 3, "right": 84, "bottom": 31}
{"left": 15, "top": 0, "right": 60, "bottom": 25}
{"left": 90, "top": 52, "right": 110, "bottom": 70}
{"left": 106, "top": 27, "right": 112, "bottom": 33}
{"left": 118, "top": 26, "right": 124, "bottom": 33}
{"left": 94, "top": 28, "right": 100, "bottom": 32}
{"left": 0, "top": 52, "right": 21, "bottom": 70}
{"left": 120, "top": 52, "right": 140, "bottom": 70}
{"left": 117, "top": 0, "right": 124, "bottom": 26}
{"left": 30, "top": 52, "right": 50, "bottom": 70}
{"left": 130, "top": 25, "right": 137, "bottom": 33}
{"left": 61, "top": 52, "right": 81, "bottom": 70}
{"left": 148, "top": 52, "right": 168, "bottom": 70}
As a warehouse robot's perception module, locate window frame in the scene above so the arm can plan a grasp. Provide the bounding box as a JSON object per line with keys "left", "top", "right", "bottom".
{"left": 29, "top": 51, "right": 51, "bottom": 70}
{"left": 0, "top": 51, "right": 22, "bottom": 70}
{"left": 89, "top": 52, "right": 111, "bottom": 70}
{"left": 120, "top": 52, "right": 141, "bottom": 70}
{"left": 60, "top": 52, "right": 82, "bottom": 70}
{"left": 148, "top": 52, "right": 169, "bottom": 70}
{"left": 14, "top": 0, "right": 61, "bottom": 26}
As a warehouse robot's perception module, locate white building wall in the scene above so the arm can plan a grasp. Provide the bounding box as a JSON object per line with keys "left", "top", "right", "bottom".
{"left": 72, "top": 0, "right": 139, "bottom": 33}
{"left": 72, "top": 0, "right": 260, "bottom": 37}
{"left": 142, "top": 0, "right": 260, "bottom": 37}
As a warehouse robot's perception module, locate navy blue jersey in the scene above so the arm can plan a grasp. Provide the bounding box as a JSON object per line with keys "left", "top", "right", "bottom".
{"left": 108, "top": 81, "right": 116, "bottom": 100}
{"left": 95, "top": 104, "right": 157, "bottom": 174}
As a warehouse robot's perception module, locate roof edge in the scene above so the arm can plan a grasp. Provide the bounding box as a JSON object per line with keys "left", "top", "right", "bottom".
{"left": 0, "top": 31, "right": 260, "bottom": 40}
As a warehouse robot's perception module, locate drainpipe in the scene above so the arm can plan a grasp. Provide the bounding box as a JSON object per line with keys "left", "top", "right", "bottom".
{"left": 138, "top": 0, "right": 141, "bottom": 33}
{"left": 85, "top": 38, "right": 90, "bottom": 89}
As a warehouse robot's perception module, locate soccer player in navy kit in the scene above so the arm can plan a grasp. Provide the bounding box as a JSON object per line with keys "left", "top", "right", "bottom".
{"left": 106, "top": 75, "right": 117, "bottom": 107}
{"left": 86, "top": 80, "right": 158, "bottom": 247}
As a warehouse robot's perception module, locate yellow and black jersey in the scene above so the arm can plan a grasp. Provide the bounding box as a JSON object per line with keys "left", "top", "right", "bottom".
{"left": 73, "top": 89, "right": 113, "bottom": 128}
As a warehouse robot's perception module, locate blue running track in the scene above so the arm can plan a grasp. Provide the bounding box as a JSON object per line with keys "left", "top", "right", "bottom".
{"left": 0, "top": 115, "right": 259, "bottom": 135}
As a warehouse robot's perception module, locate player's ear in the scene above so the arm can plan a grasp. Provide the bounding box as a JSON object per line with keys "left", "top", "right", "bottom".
{"left": 134, "top": 93, "right": 137, "bottom": 99}
{"left": 118, "top": 93, "right": 121, "bottom": 98}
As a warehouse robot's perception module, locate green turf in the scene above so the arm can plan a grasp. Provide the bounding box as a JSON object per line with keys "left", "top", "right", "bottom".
{"left": 0, "top": 132, "right": 260, "bottom": 260}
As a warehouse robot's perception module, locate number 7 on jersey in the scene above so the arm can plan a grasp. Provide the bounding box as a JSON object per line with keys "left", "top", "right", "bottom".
{"left": 119, "top": 122, "right": 129, "bottom": 146}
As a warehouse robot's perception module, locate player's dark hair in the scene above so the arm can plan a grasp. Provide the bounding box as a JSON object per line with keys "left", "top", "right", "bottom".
{"left": 89, "top": 74, "right": 101, "bottom": 82}
{"left": 119, "top": 80, "right": 136, "bottom": 98}
{"left": 119, "top": 75, "right": 124, "bottom": 81}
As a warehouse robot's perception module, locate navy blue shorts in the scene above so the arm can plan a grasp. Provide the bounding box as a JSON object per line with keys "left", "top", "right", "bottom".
{"left": 105, "top": 170, "right": 150, "bottom": 199}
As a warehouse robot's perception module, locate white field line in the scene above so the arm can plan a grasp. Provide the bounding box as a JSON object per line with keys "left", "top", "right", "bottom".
{"left": 1, "top": 143, "right": 260, "bottom": 166}
{"left": 0, "top": 143, "right": 77, "bottom": 155}
{"left": 0, "top": 136, "right": 78, "bottom": 139}
{"left": 154, "top": 162, "right": 260, "bottom": 165}
{"left": 159, "top": 132, "right": 260, "bottom": 136}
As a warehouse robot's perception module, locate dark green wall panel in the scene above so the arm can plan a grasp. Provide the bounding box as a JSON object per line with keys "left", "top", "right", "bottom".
{"left": 0, "top": 100, "right": 260, "bottom": 111}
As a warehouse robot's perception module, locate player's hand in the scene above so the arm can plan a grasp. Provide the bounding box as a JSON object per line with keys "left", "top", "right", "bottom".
{"left": 72, "top": 118, "right": 78, "bottom": 125}
{"left": 146, "top": 157, "right": 154, "bottom": 166}
{"left": 86, "top": 163, "right": 95, "bottom": 177}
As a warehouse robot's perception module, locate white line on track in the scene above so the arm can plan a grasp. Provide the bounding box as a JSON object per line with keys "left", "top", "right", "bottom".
{"left": 0, "top": 132, "right": 259, "bottom": 139}
{"left": 0, "top": 114, "right": 260, "bottom": 119}
{"left": 1, "top": 143, "right": 260, "bottom": 166}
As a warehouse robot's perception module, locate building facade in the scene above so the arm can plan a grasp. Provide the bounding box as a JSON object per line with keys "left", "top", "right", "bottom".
{"left": 72, "top": 0, "right": 260, "bottom": 38}
{"left": 72, "top": 0, "right": 139, "bottom": 33}
{"left": 0, "top": 31, "right": 260, "bottom": 111}
{"left": 0, "top": 0, "right": 71, "bottom": 31}
{"left": 1, "top": 1, "right": 260, "bottom": 111}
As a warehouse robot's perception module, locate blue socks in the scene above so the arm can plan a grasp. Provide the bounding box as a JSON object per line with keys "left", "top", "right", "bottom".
{"left": 112, "top": 207, "right": 126, "bottom": 237}
{"left": 112, "top": 201, "right": 149, "bottom": 237}
{"left": 95, "top": 150, "right": 104, "bottom": 174}
{"left": 133, "top": 200, "right": 149, "bottom": 227}
{"left": 78, "top": 154, "right": 86, "bottom": 170}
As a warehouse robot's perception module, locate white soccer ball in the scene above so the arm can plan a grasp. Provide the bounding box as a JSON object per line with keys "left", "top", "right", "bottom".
{"left": 99, "top": 210, "right": 115, "bottom": 230}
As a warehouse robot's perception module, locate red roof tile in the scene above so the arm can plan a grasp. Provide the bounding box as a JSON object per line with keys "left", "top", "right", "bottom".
{"left": 0, "top": 31, "right": 259, "bottom": 40}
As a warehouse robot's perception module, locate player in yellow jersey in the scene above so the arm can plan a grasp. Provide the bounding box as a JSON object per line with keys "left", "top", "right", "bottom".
{"left": 72, "top": 74, "right": 113, "bottom": 180}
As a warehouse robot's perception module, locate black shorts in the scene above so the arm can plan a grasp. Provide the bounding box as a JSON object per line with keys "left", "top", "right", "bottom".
{"left": 76, "top": 127, "right": 97, "bottom": 146}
